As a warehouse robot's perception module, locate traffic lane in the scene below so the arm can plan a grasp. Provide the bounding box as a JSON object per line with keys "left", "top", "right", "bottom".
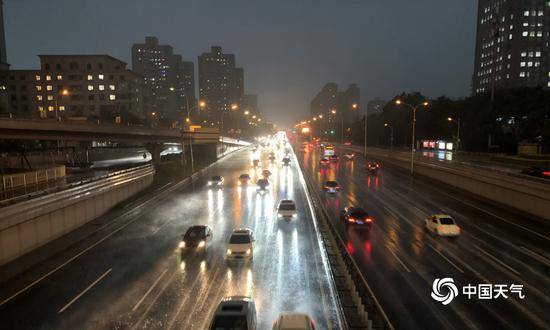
{"left": 0, "top": 150, "right": 340, "bottom": 328}
{"left": 300, "top": 147, "right": 548, "bottom": 328}
{"left": 126, "top": 151, "right": 341, "bottom": 329}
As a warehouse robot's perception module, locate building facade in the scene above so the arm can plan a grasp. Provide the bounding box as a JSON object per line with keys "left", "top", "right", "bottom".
{"left": 473, "top": 0, "right": 550, "bottom": 94}
{"left": 310, "top": 83, "right": 338, "bottom": 118}
{"left": 132, "top": 36, "right": 194, "bottom": 125}
{"left": 1, "top": 55, "right": 146, "bottom": 122}
{"left": 198, "top": 46, "right": 244, "bottom": 123}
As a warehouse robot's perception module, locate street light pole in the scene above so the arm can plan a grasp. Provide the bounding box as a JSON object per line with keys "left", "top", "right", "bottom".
{"left": 395, "top": 99, "right": 429, "bottom": 175}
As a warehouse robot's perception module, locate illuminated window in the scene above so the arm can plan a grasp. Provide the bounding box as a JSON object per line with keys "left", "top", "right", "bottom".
{"left": 46, "top": 75, "right": 51, "bottom": 81}
{"left": 87, "top": 75, "right": 93, "bottom": 81}
{"left": 47, "top": 95, "right": 54, "bottom": 100}
{"left": 57, "top": 75, "right": 63, "bottom": 80}
{"left": 98, "top": 74, "right": 104, "bottom": 80}
{"left": 88, "top": 85, "right": 94, "bottom": 91}
{"left": 521, "top": 52, "right": 526, "bottom": 57}
{"left": 38, "top": 106, "right": 46, "bottom": 118}
{"left": 46, "top": 85, "right": 53, "bottom": 91}
{"left": 59, "top": 106, "right": 65, "bottom": 111}
{"left": 537, "top": 31, "right": 542, "bottom": 37}
{"left": 520, "top": 72, "right": 526, "bottom": 77}
{"left": 109, "top": 94, "right": 116, "bottom": 101}
{"left": 36, "top": 86, "right": 42, "bottom": 92}
{"left": 520, "top": 62, "right": 526, "bottom": 67}
{"left": 99, "top": 85, "right": 105, "bottom": 91}
{"left": 524, "top": 11, "right": 529, "bottom": 16}
{"left": 109, "top": 84, "right": 115, "bottom": 90}
{"left": 522, "top": 31, "right": 528, "bottom": 36}
{"left": 48, "top": 105, "right": 54, "bottom": 111}
{"left": 36, "top": 95, "right": 43, "bottom": 101}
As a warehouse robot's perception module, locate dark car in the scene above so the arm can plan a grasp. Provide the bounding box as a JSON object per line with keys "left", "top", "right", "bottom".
{"left": 340, "top": 207, "right": 373, "bottom": 230}
{"left": 282, "top": 157, "right": 291, "bottom": 166}
{"left": 268, "top": 155, "right": 276, "bottom": 162}
{"left": 209, "top": 296, "right": 257, "bottom": 330}
{"left": 256, "top": 178, "right": 270, "bottom": 192}
{"left": 180, "top": 225, "right": 213, "bottom": 249}
{"left": 262, "top": 169, "right": 272, "bottom": 178}
{"left": 521, "top": 166, "right": 550, "bottom": 180}
{"left": 367, "top": 162, "right": 380, "bottom": 174}
{"left": 239, "top": 174, "right": 251, "bottom": 185}
{"left": 319, "top": 157, "right": 330, "bottom": 166}
{"left": 209, "top": 175, "right": 224, "bottom": 187}
{"left": 323, "top": 180, "right": 341, "bottom": 193}
{"left": 329, "top": 154, "right": 339, "bottom": 162}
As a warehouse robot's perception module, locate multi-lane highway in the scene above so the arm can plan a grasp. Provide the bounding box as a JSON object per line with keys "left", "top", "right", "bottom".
{"left": 0, "top": 147, "right": 343, "bottom": 329}
{"left": 297, "top": 143, "right": 550, "bottom": 330}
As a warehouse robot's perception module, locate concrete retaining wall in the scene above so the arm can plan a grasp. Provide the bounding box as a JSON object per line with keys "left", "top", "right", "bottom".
{"left": 0, "top": 165, "right": 154, "bottom": 266}
{"left": 366, "top": 148, "right": 550, "bottom": 220}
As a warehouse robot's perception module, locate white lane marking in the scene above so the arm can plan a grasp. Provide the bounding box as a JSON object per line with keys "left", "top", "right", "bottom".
{"left": 520, "top": 246, "right": 550, "bottom": 268}
{"left": 387, "top": 248, "right": 411, "bottom": 273}
{"left": 58, "top": 268, "right": 112, "bottom": 313}
{"left": 131, "top": 268, "right": 168, "bottom": 312}
{"left": 151, "top": 219, "right": 170, "bottom": 235}
{"left": 473, "top": 244, "right": 520, "bottom": 275}
{"left": 429, "top": 245, "right": 464, "bottom": 273}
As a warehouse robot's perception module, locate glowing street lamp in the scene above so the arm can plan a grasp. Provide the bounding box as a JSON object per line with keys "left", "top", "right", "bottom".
{"left": 244, "top": 110, "right": 250, "bottom": 115}
{"left": 199, "top": 100, "right": 206, "bottom": 109}
{"left": 231, "top": 103, "right": 238, "bottom": 111}
{"left": 395, "top": 98, "right": 430, "bottom": 174}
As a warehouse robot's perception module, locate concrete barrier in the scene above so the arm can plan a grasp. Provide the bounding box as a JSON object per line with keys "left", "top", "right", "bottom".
{"left": 362, "top": 147, "right": 550, "bottom": 220}
{"left": 0, "top": 165, "right": 154, "bottom": 266}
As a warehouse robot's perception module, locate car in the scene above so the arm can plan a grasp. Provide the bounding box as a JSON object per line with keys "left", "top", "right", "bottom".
{"left": 262, "top": 169, "right": 272, "bottom": 178}
{"left": 323, "top": 180, "right": 340, "bottom": 193}
{"left": 272, "top": 313, "right": 316, "bottom": 330}
{"left": 521, "top": 166, "right": 550, "bottom": 179}
{"left": 282, "top": 157, "right": 291, "bottom": 166}
{"left": 367, "top": 162, "right": 380, "bottom": 174}
{"left": 208, "top": 175, "right": 224, "bottom": 187}
{"left": 343, "top": 141, "right": 352, "bottom": 146}
{"left": 209, "top": 296, "right": 257, "bottom": 330}
{"left": 268, "top": 155, "right": 276, "bottom": 162}
{"left": 252, "top": 159, "right": 261, "bottom": 168}
{"left": 239, "top": 173, "right": 251, "bottom": 185}
{"left": 277, "top": 199, "right": 297, "bottom": 219}
{"left": 226, "top": 228, "right": 255, "bottom": 262}
{"left": 319, "top": 157, "right": 330, "bottom": 166}
{"left": 344, "top": 152, "right": 355, "bottom": 161}
{"left": 256, "top": 178, "right": 270, "bottom": 192}
{"left": 179, "top": 225, "right": 213, "bottom": 250}
{"left": 425, "top": 214, "right": 461, "bottom": 237}
{"left": 340, "top": 207, "right": 373, "bottom": 230}
{"left": 329, "top": 154, "right": 339, "bottom": 162}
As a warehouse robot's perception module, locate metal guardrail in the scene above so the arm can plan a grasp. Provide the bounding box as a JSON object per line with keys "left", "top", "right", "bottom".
{"left": 0, "top": 164, "right": 153, "bottom": 208}
{"left": 294, "top": 149, "right": 393, "bottom": 329}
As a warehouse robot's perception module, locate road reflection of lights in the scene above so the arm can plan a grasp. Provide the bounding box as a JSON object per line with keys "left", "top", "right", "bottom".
{"left": 246, "top": 269, "right": 254, "bottom": 296}
{"left": 364, "top": 241, "right": 372, "bottom": 262}
{"left": 217, "top": 189, "right": 224, "bottom": 208}
{"left": 375, "top": 176, "right": 379, "bottom": 188}
{"left": 227, "top": 269, "right": 232, "bottom": 280}
{"left": 367, "top": 176, "right": 371, "bottom": 188}
{"left": 200, "top": 260, "right": 206, "bottom": 272}
{"left": 346, "top": 241, "right": 355, "bottom": 254}
{"left": 180, "top": 261, "right": 186, "bottom": 272}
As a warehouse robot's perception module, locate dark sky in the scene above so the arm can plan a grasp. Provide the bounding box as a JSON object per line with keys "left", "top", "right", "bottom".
{"left": 5, "top": 0, "right": 477, "bottom": 127}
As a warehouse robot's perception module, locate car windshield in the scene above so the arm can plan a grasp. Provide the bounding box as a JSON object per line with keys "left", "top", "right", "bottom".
{"left": 440, "top": 218, "right": 455, "bottom": 225}
{"left": 229, "top": 234, "right": 251, "bottom": 244}
{"left": 239, "top": 174, "right": 249, "bottom": 179}
{"left": 279, "top": 203, "right": 296, "bottom": 210}
{"left": 350, "top": 209, "right": 368, "bottom": 218}
{"left": 211, "top": 315, "right": 248, "bottom": 330}
{"left": 212, "top": 176, "right": 222, "bottom": 181}
{"left": 184, "top": 227, "right": 205, "bottom": 239}
{"left": 326, "top": 181, "right": 338, "bottom": 187}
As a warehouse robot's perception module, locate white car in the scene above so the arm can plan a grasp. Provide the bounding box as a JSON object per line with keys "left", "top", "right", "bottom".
{"left": 272, "top": 313, "right": 316, "bottom": 330}
{"left": 277, "top": 199, "right": 297, "bottom": 219}
{"left": 208, "top": 175, "right": 224, "bottom": 187}
{"left": 425, "top": 214, "right": 461, "bottom": 237}
{"left": 226, "top": 228, "right": 255, "bottom": 262}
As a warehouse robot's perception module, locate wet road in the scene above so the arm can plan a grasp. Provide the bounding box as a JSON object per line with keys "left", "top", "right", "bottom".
{"left": 297, "top": 144, "right": 550, "bottom": 330}
{"left": 0, "top": 148, "right": 342, "bottom": 329}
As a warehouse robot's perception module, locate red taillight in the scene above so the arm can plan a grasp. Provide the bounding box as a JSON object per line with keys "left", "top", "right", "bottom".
{"left": 543, "top": 171, "right": 550, "bottom": 177}
{"left": 366, "top": 217, "right": 373, "bottom": 222}
{"left": 348, "top": 217, "right": 356, "bottom": 223}
{"left": 376, "top": 164, "right": 380, "bottom": 168}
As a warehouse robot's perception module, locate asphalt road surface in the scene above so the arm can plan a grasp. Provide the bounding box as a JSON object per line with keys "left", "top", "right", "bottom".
{"left": 297, "top": 144, "right": 550, "bottom": 330}
{"left": 0, "top": 147, "right": 343, "bottom": 329}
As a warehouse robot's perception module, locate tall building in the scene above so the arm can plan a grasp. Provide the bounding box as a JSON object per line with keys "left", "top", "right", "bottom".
{"left": 337, "top": 84, "right": 360, "bottom": 123}
{"left": 366, "top": 98, "right": 387, "bottom": 115}
{"left": 472, "top": 0, "right": 550, "bottom": 94}
{"left": 243, "top": 94, "right": 259, "bottom": 115}
{"left": 198, "top": 46, "right": 244, "bottom": 123}
{"left": 1, "top": 55, "right": 146, "bottom": 122}
{"left": 131, "top": 37, "right": 195, "bottom": 124}
{"left": 310, "top": 83, "right": 338, "bottom": 117}
{"left": 0, "top": 0, "right": 8, "bottom": 71}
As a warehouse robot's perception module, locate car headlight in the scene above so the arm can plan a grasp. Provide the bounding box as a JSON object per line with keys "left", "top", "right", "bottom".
{"left": 198, "top": 241, "right": 205, "bottom": 248}
{"left": 179, "top": 241, "right": 186, "bottom": 249}
{"left": 226, "top": 249, "right": 232, "bottom": 255}
{"left": 246, "top": 249, "right": 251, "bottom": 255}
{"left": 207, "top": 181, "right": 212, "bottom": 186}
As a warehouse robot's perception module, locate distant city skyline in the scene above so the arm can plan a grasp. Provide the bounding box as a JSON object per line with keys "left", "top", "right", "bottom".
{"left": 4, "top": 0, "right": 477, "bottom": 127}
